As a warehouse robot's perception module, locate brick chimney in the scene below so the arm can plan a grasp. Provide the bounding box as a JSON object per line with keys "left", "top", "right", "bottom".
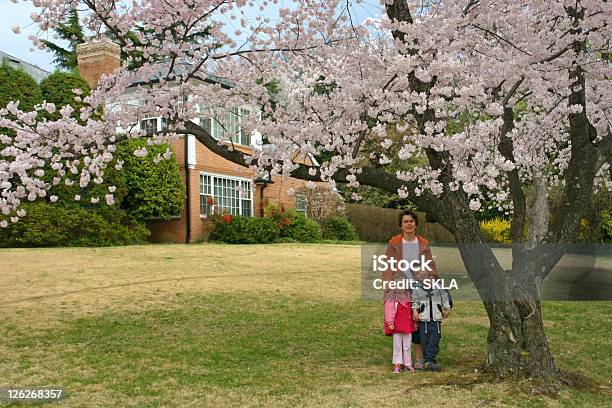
{"left": 76, "top": 39, "right": 121, "bottom": 88}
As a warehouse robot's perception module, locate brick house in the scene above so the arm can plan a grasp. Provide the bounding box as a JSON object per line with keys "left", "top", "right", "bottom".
{"left": 76, "top": 39, "right": 312, "bottom": 243}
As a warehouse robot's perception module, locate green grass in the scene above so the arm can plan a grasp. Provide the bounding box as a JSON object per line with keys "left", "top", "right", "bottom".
{"left": 2, "top": 294, "right": 610, "bottom": 407}
{"left": 0, "top": 244, "right": 610, "bottom": 407}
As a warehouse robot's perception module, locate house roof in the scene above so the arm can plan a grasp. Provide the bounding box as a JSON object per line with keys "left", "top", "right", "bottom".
{"left": 0, "top": 51, "right": 50, "bottom": 83}
{"left": 128, "top": 60, "right": 234, "bottom": 89}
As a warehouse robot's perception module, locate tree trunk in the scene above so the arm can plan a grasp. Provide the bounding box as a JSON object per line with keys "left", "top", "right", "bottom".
{"left": 482, "top": 300, "right": 523, "bottom": 376}
{"left": 470, "top": 249, "right": 584, "bottom": 395}
{"left": 483, "top": 298, "right": 564, "bottom": 394}
{"left": 440, "top": 191, "right": 572, "bottom": 393}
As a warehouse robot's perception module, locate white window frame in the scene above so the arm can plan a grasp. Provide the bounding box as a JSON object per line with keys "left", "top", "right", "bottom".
{"left": 295, "top": 194, "right": 308, "bottom": 215}
{"left": 198, "top": 105, "right": 253, "bottom": 146}
{"left": 139, "top": 117, "right": 167, "bottom": 136}
{"left": 199, "top": 172, "right": 254, "bottom": 217}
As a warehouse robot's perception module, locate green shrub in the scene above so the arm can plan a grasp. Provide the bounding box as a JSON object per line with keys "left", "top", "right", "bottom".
{"left": 321, "top": 216, "right": 358, "bottom": 241}
{"left": 600, "top": 208, "right": 612, "bottom": 243}
{"left": 0, "top": 62, "right": 42, "bottom": 111}
{"left": 264, "top": 202, "right": 322, "bottom": 242}
{"left": 212, "top": 214, "right": 279, "bottom": 244}
{"left": 281, "top": 212, "right": 322, "bottom": 242}
{"left": 480, "top": 218, "right": 511, "bottom": 244}
{"left": 0, "top": 202, "right": 149, "bottom": 247}
{"left": 212, "top": 205, "right": 322, "bottom": 244}
{"left": 45, "top": 136, "right": 183, "bottom": 223}
{"left": 114, "top": 138, "right": 184, "bottom": 220}
{"left": 46, "top": 152, "right": 129, "bottom": 208}
{"left": 39, "top": 70, "right": 91, "bottom": 121}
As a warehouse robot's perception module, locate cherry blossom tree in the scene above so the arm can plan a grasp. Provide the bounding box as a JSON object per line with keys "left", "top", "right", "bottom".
{"left": 2, "top": 0, "right": 610, "bottom": 392}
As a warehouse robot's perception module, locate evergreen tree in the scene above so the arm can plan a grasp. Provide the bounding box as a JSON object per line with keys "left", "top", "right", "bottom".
{"left": 40, "top": 8, "right": 85, "bottom": 71}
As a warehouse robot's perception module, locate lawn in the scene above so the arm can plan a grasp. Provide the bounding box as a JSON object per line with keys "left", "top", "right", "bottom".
{"left": 0, "top": 244, "right": 610, "bottom": 407}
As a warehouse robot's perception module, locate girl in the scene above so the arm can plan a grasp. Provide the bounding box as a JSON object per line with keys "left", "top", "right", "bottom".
{"left": 384, "top": 296, "right": 416, "bottom": 373}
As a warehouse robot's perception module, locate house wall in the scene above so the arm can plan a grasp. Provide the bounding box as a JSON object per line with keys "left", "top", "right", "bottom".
{"left": 74, "top": 39, "right": 314, "bottom": 244}
{"left": 262, "top": 175, "right": 310, "bottom": 210}
{"left": 147, "top": 137, "right": 309, "bottom": 243}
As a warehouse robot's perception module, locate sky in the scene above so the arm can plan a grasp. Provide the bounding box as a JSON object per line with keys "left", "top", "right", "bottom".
{"left": 0, "top": 0, "right": 382, "bottom": 73}
{"left": 1, "top": 0, "right": 56, "bottom": 71}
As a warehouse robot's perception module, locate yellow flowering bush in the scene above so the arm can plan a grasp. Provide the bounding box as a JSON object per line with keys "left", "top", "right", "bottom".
{"left": 480, "top": 218, "right": 512, "bottom": 244}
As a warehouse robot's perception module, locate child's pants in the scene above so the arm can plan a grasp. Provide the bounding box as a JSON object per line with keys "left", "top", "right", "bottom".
{"left": 392, "top": 333, "right": 412, "bottom": 366}
{"left": 419, "top": 321, "right": 441, "bottom": 364}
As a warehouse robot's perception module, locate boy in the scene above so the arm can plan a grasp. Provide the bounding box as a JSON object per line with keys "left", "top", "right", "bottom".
{"left": 411, "top": 280, "right": 452, "bottom": 371}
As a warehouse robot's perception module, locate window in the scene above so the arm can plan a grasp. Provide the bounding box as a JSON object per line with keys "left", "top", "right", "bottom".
{"left": 295, "top": 194, "right": 308, "bottom": 215}
{"left": 140, "top": 117, "right": 167, "bottom": 136}
{"left": 141, "top": 118, "right": 157, "bottom": 136}
{"left": 200, "top": 173, "right": 253, "bottom": 216}
{"left": 200, "top": 107, "right": 251, "bottom": 146}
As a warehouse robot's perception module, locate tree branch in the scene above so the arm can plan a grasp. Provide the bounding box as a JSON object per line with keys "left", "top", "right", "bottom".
{"left": 177, "top": 119, "right": 441, "bottom": 221}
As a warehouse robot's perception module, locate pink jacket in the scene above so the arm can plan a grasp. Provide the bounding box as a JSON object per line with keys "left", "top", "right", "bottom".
{"left": 384, "top": 300, "right": 415, "bottom": 336}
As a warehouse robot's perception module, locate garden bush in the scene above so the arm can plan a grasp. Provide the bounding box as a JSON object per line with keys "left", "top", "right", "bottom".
{"left": 479, "top": 217, "right": 511, "bottom": 244}
{"left": 212, "top": 203, "right": 323, "bottom": 244}
{"left": 321, "top": 216, "right": 359, "bottom": 241}
{"left": 114, "top": 137, "right": 184, "bottom": 220}
{"left": 281, "top": 212, "right": 322, "bottom": 242}
{"left": 0, "top": 62, "right": 42, "bottom": 112}
{"left": 212, "top": 214, "right": 279, "bottom": 244}
{"left": 39, "top": 70, "right": 91, "bottom": 121}
{"left": 600, "top": 208, "right": 612, "bottom": 243}
{"left": 265, "top": 203, "right": 322, "bottom": 243}
{"left": 0, "top": 202, "right": 149, "bottom": 247}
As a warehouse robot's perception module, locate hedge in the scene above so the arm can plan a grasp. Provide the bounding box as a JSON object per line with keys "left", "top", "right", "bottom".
{"left": 345, "top": 204, "right": 455, "bottom": 243}
{"left": 211, "top": 205, "right": 323, "bottom": 244}
{"left": 280, "top": 212, "right": 322, "bottom": 242}
{"left": 114, "top": 138, "right": 184, "bottom": 220}
{"left": 211, "top": 215, "right": 279, "bottom": 244}
{"left": 265, "top": 203, "right": 322, "bottom": 243}
{"left": 39, "top": 70, "right": 91, "bottom": 121}
{"left": 0, "top": 202, "right": 149, "bottom": 247}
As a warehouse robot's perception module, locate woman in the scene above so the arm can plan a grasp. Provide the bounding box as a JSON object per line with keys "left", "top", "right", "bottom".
{"left": 382, "top": 210, "right": 438, "bottom": 370}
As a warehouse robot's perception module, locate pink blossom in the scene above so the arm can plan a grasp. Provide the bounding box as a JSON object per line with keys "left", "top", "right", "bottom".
{"left": 469, "top": 199, "right": 482, "bottom": 211}
{"left": 133, "top": 148, "right": 148, "bottom": 158}
{"left": 0, "top": 0, "right": 607, "bottom": 229}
